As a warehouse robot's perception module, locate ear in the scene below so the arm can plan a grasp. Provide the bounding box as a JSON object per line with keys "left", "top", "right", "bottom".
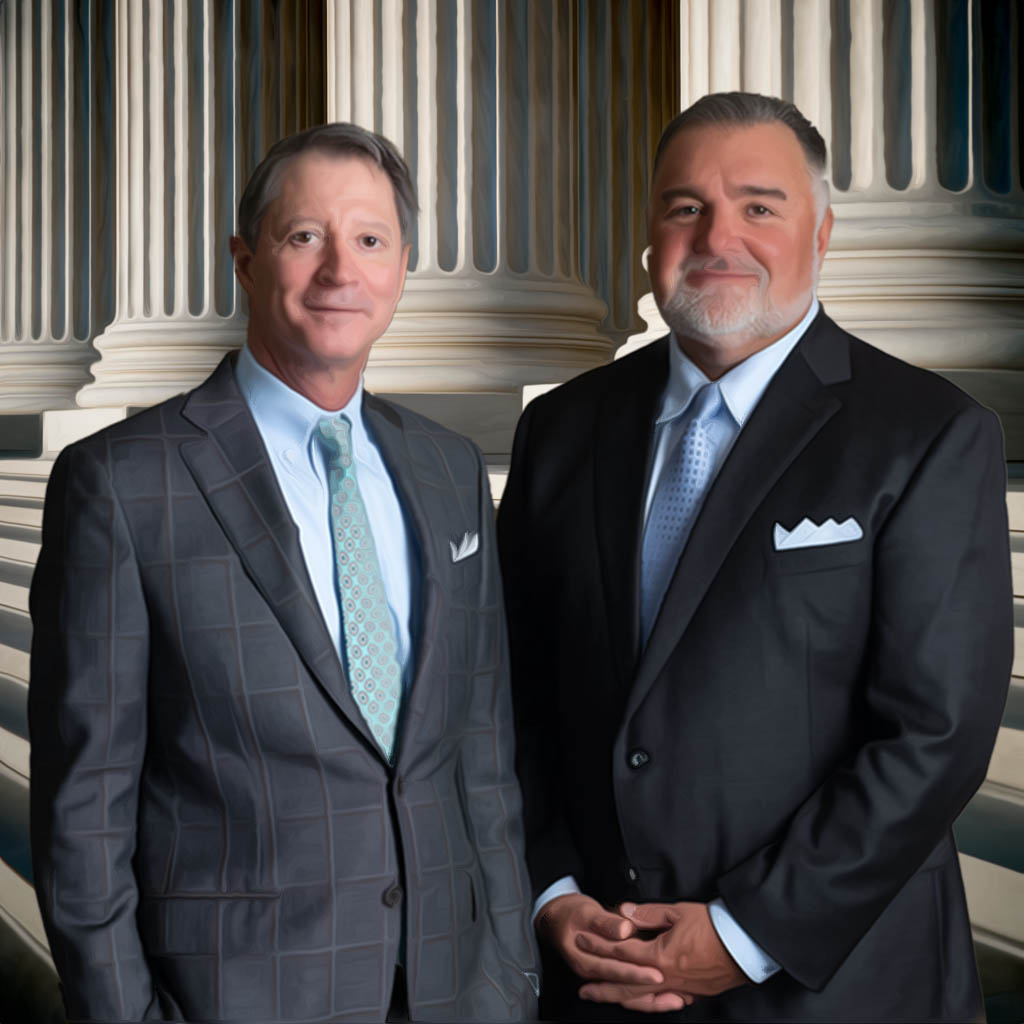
{"left": 229, "top": 235, "right": 256, "bottom": 295}
{"left": 816, "top": 206, "right": 834, "bottom": 268}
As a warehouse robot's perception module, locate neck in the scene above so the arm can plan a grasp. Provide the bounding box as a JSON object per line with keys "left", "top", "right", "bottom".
{"left": 248, "top": 338, "right": 362, "bottom": 412}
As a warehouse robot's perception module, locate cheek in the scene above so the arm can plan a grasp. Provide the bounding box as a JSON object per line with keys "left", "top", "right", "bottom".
{"left": 364, "top": 264, "right": 404, "bottom": 303}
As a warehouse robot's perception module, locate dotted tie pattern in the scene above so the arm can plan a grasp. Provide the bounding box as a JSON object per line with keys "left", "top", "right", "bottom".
{"left": 641, "top": 382, "right": 724, "bottom": 642}
{"left": 318, "top": 414, "right": 402, "bottom": 760}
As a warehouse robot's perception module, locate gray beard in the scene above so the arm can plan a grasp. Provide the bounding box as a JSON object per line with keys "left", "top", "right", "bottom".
{"left": 657, "top": 284, "right": 791, "bottom": 345}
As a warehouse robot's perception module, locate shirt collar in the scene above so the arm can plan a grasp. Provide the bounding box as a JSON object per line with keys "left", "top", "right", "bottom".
{"left": 658, "top": 297, "right": 820, "bottom": 428}
{"left": 235, "top": 343, "right": 369, "bottom": 455}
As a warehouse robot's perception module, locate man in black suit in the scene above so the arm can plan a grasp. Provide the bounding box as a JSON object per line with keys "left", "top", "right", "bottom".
{"left": 498, "top": 91, "right": 1012, "bottom": 1020}
{"left": 30, "top": 123, "right": 538, "bottom": 1022}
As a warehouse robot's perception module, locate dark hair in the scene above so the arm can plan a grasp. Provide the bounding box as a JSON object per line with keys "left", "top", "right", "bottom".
{"left": 654, "top": 91, "right": 827, "bottom": 180}
{"left": 237, "top": 122, "right": 418, "bottom": 248}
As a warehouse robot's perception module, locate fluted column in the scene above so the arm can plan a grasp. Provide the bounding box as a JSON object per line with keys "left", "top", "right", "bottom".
{"left": 633, "top": 0, "right": 1024, "bottom": 456}
{"left": 823, "top": 0, "right": 1024, "bottom": 457}
{"left": 328, "top": 1, "right": 671, "bottom": 450}
{"left": 328, "top": 0, "right": 605, "bottom": 422}
{"left": 76, "top": 0, "right": 325, "bottom": 408}
{"left": 0, "top": 0, "right": 114, "bottom": 411}
{"left": 75, "top": 0, "right": 242, "bottom": 407}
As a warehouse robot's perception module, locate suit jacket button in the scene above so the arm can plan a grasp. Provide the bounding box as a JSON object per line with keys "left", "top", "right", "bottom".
{"left": 628, "top": 749, "right": 650, "bottom": 769}
{"left": 627, "top": 867, "right": 638, "bottom": 882}
{"left": 383, "top": 884, "right": 403, "bottom": 907}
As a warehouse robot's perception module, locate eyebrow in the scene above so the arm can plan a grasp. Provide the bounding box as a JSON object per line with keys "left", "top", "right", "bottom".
{"left": 660, "top": 184, "right": 790, "bottom": 203}
{"left": 276, "top": 216, "right": 396, "bottom": 235}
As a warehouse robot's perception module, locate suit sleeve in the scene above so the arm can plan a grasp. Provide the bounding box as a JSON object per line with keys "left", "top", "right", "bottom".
{"left": 716, "top": 403, "right": 1014, "bottom": 991}
{"left": 29, "top": 442, "right": 163, "bottom": 1021}
{"left": 496, "top": 400, "right": 587, "bottom": 899}
{"left": 460, "top": 445, "right": 540, "bottom": 1007}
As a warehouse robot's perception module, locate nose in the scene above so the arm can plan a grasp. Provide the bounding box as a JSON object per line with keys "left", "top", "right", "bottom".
{"left": 315, "top": 235, "right": 355, "bottom": 284}
{"left": 693, "top": 205, "right": 736, "bottom": 255}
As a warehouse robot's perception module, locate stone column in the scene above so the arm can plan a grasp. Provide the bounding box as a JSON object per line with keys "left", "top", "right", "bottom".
{"left": 0, "top": 0, "right": 114, "bottom": 412}
{"left": 631, "top": 0, "right": 1024, "bottom": 456}
{"left": 822, "top": 0, "right": 1024, "bottom": 456}
{"left": 74, "top": 0, "right": 245, "bottom": 407}
{"left": 75, "top": 0, "right": 326, "bottom": 409}
{"left": 326, "top": 0, "right": 676, "bottom": 454}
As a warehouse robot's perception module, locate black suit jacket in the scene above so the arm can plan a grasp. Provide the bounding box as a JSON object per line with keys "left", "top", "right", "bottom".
{"left": 497, "top": 311, "right": 1012, "bottom": 1020}
{"left": 29, "top": 354, "right": 539, "bottom": 1022}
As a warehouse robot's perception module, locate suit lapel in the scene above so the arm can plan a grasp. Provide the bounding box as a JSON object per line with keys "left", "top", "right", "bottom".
{"left": 625, "top": 316, "right": 850, "bottom": 722}
{"left": 178, "top": 355, "right": 383, "bottom": 758}
{"left": 362, "top": 393, "right": 445, "bottom": 768}
{"left": 593, "top": 340, "right": 671, "bottom": 684}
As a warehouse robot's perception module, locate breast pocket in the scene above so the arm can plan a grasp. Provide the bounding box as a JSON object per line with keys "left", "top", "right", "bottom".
{"left": 771, "top": 538, "right": 868, "bottom": 575}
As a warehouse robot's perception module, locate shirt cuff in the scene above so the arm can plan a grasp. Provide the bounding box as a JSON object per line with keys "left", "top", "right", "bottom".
{"left": 531, "top": 875, "right": 581, "bottom": 924}
{"left": 708, "top": 897, "right": 781, "bottom": 984}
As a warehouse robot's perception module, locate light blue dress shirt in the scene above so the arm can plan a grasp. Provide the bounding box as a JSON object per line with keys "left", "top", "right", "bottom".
{"left": 533, "top": 298, "right": 822, "bottom": 986}
{"left": 234, "top": 345, "right": 415, "bottom": 687}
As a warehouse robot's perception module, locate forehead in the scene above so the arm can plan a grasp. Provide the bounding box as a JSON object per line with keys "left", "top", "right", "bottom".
{"left": 269, "top": 151, "right": 399, "bottom": 221}
{"left": 653, "top": 122, "right": 813, "bottom": 195}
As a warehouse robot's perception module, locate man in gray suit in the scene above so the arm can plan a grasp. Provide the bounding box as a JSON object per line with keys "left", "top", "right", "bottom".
{"left": 29, "top": 123, "right": 538, "bottom": 1023}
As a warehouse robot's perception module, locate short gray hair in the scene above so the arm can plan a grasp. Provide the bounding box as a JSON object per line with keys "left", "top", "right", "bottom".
{"left": 654, "top": 92, "right": 829, "bottom": 212}
{"left": 237, "top": 122, "right": 418, "bottom": 249}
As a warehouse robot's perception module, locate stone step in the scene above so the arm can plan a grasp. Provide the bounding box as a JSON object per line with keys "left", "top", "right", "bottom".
{"left": 0, "top": 855, "right": 47, "bottom": 952}
{"left": 961, "top": 852, "right": 1024, "bottom": 954}
{"left": 1007, "top": 481, "right": 1024, "bottom": 532}
{"left": 0, "top": 496, "right": 43, "bottom": 529}
{"left": 0, "top": 459, "right": 54, "bottom": 478}
{"left": 0, "top": 522, "right": 39, "bottom": 566}
{"left": 988, "top": 725, "right": 1024, "bottom": 793}
{"left": 1012, "top": 536, "right": 1024, "bottom": 597}
{"left": 0, "top": 762, "right": 30, "bottom": 885}
{"left": 0, "top": 608, "right": 31, "bottom": 683}
{"left": 0, "top": 579, "right": 28, "bottom": 614}
{"left": 0, "top": 675, "right": 28, "bottom": 743}
{"left": 1003, "top": 679, "right": 1024, "bottom": 731}
{"left": 0, "top": 729, "right": 29, "bottom": 782}
{"left": 0, "top": 477, "right": 47, "bottom": 505}
{"left": 956, "top": 788, "right": 1024, "bottom": 874}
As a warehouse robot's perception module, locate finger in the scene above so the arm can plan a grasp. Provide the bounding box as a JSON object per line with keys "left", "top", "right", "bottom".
{"left": 576, "top": 932, "right": 662, "bottom": 967}
{"left": 620, "top": 901, "right": 677, "bottom": 930}
{"left": 583, "top": 907, "right": 636, "bottom": 941}
{"left": 578, "top": 982, "right": 669, "bottom": 1005}
{"left": 569, "top": 950, "right": 664, "bottom": 985}
{"left": 619, "top": 992, "right": 690, "bottom": 1013}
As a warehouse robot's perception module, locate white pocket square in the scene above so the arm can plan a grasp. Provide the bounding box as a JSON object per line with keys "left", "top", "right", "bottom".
{"left": 773, "top": 517, "right": 863, "bottom": 551}
{"left": 450, "top": 531, "right": 479, "bottom": 563}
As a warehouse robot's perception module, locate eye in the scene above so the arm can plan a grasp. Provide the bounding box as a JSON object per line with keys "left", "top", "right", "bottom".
{"left": 360, "top": 234, "right": 384, "bottom": 249}
{"left": 669, "top": 204, "right": 701, "bottom": 218}
{"left": 747, "top": 204, "right": 773, "bottom": 217}
{"left": 290, "top": 230, "right": 319, "bottom": 246}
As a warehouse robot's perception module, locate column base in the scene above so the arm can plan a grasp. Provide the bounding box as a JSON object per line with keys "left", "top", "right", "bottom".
{"left": 0, "top": 343, "right": 96, "bottom": 413}
{"left": 76, "top": 317, "right": 245, "bottom": 409}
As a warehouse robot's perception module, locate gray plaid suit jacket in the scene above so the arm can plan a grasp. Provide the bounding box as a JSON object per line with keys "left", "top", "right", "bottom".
{"left": 29, "top": 354, "right": 539, "bottom": 1023}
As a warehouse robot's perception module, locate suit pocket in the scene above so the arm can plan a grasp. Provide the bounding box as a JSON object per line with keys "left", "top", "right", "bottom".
{"left": 771, "top": 538, "right": 867, "bottom": 575}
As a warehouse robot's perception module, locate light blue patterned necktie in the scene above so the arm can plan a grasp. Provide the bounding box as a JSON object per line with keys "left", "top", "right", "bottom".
{"left": 641, "top": 382, "right": 724, "bottom": 643}
{"left": 318, "top": 414, "right": 402, "bottom": 760}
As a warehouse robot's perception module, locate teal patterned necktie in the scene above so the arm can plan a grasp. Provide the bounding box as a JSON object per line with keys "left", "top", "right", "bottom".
{"left": 317, "top": 414, "right": 402, "bottom": 760}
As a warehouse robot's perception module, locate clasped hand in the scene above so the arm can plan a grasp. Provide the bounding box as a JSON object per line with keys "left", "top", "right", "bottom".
{"left": 536, "top": 894, "right": 747, "bottom": 1013}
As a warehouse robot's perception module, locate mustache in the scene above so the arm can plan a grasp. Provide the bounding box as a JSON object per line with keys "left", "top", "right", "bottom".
{"left": 681, "top": 255, "right": 767, "bottom": 278}
{"left": 303, "top": 290, "right": 372, "bottom": 312}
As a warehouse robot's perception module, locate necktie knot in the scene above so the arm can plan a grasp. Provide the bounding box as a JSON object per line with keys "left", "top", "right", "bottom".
{"left": 688, "top": 381, "right": 722, "bottom": 428}
{"left": 318, "top": 414, "right": 354, "bottom": 464}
